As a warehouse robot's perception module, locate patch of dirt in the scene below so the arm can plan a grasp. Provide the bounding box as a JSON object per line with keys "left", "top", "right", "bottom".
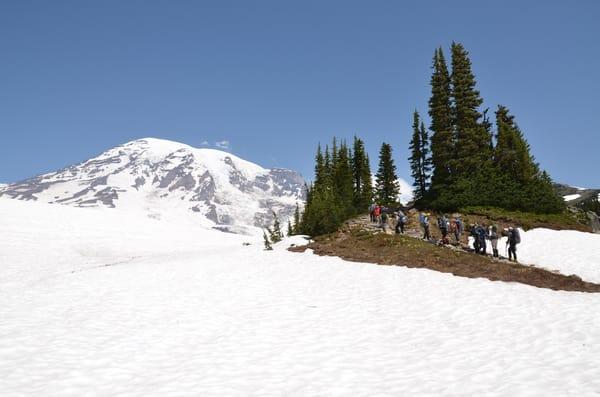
{"left": 295, "top": 221, "right": 600, "bottom": 293}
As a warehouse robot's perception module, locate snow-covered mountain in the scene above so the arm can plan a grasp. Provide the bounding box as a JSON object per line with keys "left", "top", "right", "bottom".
{"left": 0, "top": 138, "right": 305, "bottom": 234}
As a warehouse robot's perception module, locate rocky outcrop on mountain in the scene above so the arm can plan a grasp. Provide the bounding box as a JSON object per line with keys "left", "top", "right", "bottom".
{"left": 0, "top": 138, "right": 305, "bottom": 234}
{"left": 555, "top": 183, "right": 600, "bottom": 233}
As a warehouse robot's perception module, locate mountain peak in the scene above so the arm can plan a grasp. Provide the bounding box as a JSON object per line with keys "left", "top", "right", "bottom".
{"left": 0, "top": 138, "right": 305, "bottom": 235}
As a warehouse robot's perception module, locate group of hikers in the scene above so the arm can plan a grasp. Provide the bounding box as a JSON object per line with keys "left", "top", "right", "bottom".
{"left": 368, "top": 204, "right": 522, "bottom": 262}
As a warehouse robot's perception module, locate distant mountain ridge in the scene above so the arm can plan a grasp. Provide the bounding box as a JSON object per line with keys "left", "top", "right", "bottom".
{"left": 0, "top": 138, "right": 305, "bottom": 234}
{"left": 555, "top": 183, "right": 600, "bottom": 204}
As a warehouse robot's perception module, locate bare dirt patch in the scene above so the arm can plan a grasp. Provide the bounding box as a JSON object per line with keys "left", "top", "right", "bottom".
{"left": 294, "top": 223, "right": 600, "bottom": 293}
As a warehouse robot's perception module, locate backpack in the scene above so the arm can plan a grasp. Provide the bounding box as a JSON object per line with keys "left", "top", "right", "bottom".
{"left": 477, "top": 227, "right": 486, "bottom": 240}
{"left": 401, "top": 215, "right": 408, "bottom": 223}
{"left": 513, "top": 229, "right": 521, "bottom": 244}
{"left": 456, "top": 219, "right": 463, "bottom": 233}
{"left": 419, "top": 213, "right": 425, "bottom": 226}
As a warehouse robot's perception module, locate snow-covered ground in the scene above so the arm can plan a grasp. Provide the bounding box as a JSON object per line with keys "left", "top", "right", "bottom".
{"left": 563, "top": 193, "right": 581, "bottom": 201}
{"left": 469, "top": 228, "right": 600, "bottom": 283}
{"left": 2, "top": 199, "right": 600, "bottom": 396}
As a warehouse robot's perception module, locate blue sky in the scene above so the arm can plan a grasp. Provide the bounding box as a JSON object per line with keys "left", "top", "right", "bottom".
{"left": 1, "top": 0, "right": 599, "bottom": 187}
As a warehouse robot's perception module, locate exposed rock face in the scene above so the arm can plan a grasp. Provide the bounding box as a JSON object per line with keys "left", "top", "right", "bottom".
{"left": 555, "top": 183, "right": 600, "bottom": 234}
{"left": 0, "top": 138, "right": 305, "bottom": 234}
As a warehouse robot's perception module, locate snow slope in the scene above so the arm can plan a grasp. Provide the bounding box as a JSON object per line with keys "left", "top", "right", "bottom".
{"left": 563, "top": 193, "right": 581, "bottom": 201}
{"left": 470, "top": 228, "right": 600, "bottom": 283}
{"left": 511, "top": 229, "right": 600, "bottom": 283}
{"left": 2, "top": 199, "right": 600, "bottom": 396}
{"left": 0, "top": 138, "right": 305, "bottom": 235}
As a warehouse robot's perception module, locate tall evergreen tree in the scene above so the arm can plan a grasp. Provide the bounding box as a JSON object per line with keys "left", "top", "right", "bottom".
{"left": 292, "top": 202, "right": 301, "bottom": 234}
{"left": 408, "top": 111, "right": 431, "bottom": 203}
{"left": 375, "top": 143, "right": 399, "bottom": 206}
{"left": 299, "top": 140, "right": 344, "bottom": 236}
{"left": 333, "top": 140, "right": 355, "bottom": 218}
{"left": 269, "top": 211, "right": 283, "bottom": 243}
{"left": 450, "top": 42, "right": 491, "bottom": 176}
{"left": 351, "top": 136, "right": 373, "bottom": 212}
{"left": 263, "top": 230, "right": 273, "bottom": 250}
{"left": 428, "top": 47, "right": 454, "bottom": 193}
{"left": 331, "top": 137, "right": 338, "bottom": 168}
{"left": 313, "top": 144, "right": 326, "bottom": 189}
{"left": 494, "top": 105, "right": 537, "bottom": 183}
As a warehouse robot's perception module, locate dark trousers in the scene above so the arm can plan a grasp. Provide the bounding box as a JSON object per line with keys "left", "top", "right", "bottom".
{"left": 508, "top": 243, "right": 517, "bottom": 261}
{"left": 396, "top": 222, "right": 405, "bottom": 234}
{"left": 423, "top": 225, "right": 430, "bottom": 240}
{"left": 473, "top": 238, "right": 480, "bottom": 253}
{"left": 479, "top": 238, "right": 487, "bottom": 255}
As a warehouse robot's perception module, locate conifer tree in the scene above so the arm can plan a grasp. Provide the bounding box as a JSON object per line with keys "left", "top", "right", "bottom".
{"left": 292, "top": 202, "right": 301, "bottom": 234}
{"left": 287, "top": 221, "right": 293, "bottom": 237}
{"left": 333, "top": 140, "right": 355, "bottom": 218}
{"left": 493, "top": 105, "right": 564, "bottom": 213}
{"left": 409, "top": 111, "right": 431, "bottom": 203}
{"left": 375, "top": 143, "right": 399, "bottom": 207}
{"left": 313, "top": 144, "right": 326, "bottom": 189}
{"left": 494, "top": 105, "right": 537, "bottom": 183}
{"left": 269, "top": 211, "right": 283, "bottom": 243}
{"left": 331, "top": 137, "right": 339, "bottom": 171}
{"left": 299, "top": 141, "right": 344, "bottom": 236}
{"left": 263, "top": 230, "right": 273, "bottom": 250}
{"left": 450, "top": 42, "right": 491, "bottom": 176}
{"left": 428, "top": 47, "right": 454, "bottom": 193}
{"left": 351, "top": 136, "right": 373, "bottom": 212}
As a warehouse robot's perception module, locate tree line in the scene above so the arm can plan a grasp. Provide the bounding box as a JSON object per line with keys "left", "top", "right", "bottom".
{"left": 408, "top": 42, "right": 564, "bottom": 214}
{"left": 291, "top": 42, "right": 565, "bottom": 238}
{"left": 297, "top": 137, "right": 400, "bottom": 236}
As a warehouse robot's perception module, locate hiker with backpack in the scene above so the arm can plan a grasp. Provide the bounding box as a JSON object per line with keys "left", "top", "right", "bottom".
{"left": 380, "top": 209, "right": 389, "bottom": 232}
{"left": 369, "top": 203, "right": 376, "bottom": 222}
{"left": 507, "top": 227, "right": 521, "bottom": 261}
{"left": 395, "top": 209, "right": 407, "bottom": 234}
{"left": 373, "top": 204, "right": 381, "bottom": 224}
{"left": 421, "top": 212, "right": 431, "bottom": 240}
{"left": 477, "top": 224, "right": 487, "bottom": 255}
{"left": 451, "top": 216, "right": 463, "bottom": 244}
{"left": 437, "top": 214, "right": 450, "bottom": 243}
{"left": 488, "top": 225, "right": 499, "bottom": 258}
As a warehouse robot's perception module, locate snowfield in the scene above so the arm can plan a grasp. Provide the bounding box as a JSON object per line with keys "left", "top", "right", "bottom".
{"left": 2, "top": 199, "right": 600, "bottom": 396}
{"left": 563, "top": 193, "right": 581, "bottom": 201}
{"left": 469, "top": 228, "right": 600, "bottom": 284}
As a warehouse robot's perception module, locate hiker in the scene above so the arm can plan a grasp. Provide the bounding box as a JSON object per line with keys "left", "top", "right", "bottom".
{"left": 421, "top": 212, "right": 431, "bottom": 240}
{"left": 437, "top": 214, "right": 450, "bottom": 243}
{"left": 395, "top": 209, "right": 407, "bottom": 234}
{"left": 373, "top": 205, "right": 381, "bottom": 224}
{"left": 488, "top": 225, "right": 499, "bottom": 258}
{"left": 380, "top": 210, "right": 389, "bottom": 232}
{"left": 476, "top": 224, "right": 487, "bottom": 255}
{"left": 470, "top": 224, "right": 480, "bottom": 253}
{"left": 451, "top": 216, "right": 463, "bottom": 244}
{"left": 507, "top": 226, "right": 521, "bottom": 262}
{"left": 369, "top": 203, "right": 376, "bottom": 222}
